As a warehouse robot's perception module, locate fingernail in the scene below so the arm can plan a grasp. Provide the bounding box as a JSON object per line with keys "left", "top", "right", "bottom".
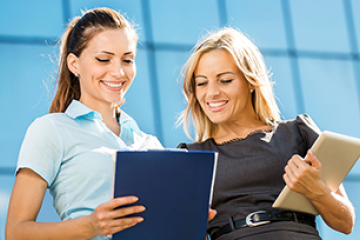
{"left": 132, "top": 196, "right": 139, "bottom": 201}
{"left": 139, "top": 206, "right": 146, "bottom": 211}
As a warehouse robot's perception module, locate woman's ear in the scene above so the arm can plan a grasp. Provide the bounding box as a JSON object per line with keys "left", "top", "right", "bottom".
{"left": 67, "top": 53, "right": 79, "bottom": 75}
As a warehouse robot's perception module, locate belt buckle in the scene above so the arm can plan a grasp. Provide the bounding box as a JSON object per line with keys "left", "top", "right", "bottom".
{"left": 246, "top": 211, "right": 271, "bottom": 227}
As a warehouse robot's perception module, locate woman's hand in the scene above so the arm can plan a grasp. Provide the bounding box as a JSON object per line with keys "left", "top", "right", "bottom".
{"left": 205, "top": 209, "right": 216, "bottom": 240}
{"left": 283, "top": 150, "right": 327, "bottom": 199}
{"left": 88, "top": 196, "right": 145, "bottom": 236}
{"left": 283, "top": 151, "right": 354, "bottom": 234}
{"left": 208, "top": 208, "right": 217, "bottom": 221}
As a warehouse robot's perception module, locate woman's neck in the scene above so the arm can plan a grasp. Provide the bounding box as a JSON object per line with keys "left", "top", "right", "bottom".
{"left": 213, "top": 116, "right": 271, "bottom": 144}
{"left": 80, "top": 99, "right": 121, "bottom": 136}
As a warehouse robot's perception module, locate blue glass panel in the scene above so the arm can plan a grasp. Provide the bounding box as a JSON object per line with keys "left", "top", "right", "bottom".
{"left": 263, "top": 55, "right": 297, "bottom": 119}
{"left": 290, "top": 0, "right": 350, "bottom": 53}
{"left": 351, "top": 0, "right": 360, "bottom": 52}
{"left": 37, "top": 190, "right": 60, "bottom": 222}
{"left": 298, "top": 58, "right": 360, "bottom": 174}
{"left": 225, "top": 0, "right": 287, "bottom": 50}
{"left": 121, "top": 49, "right": 156, "bottom": 136}
{"left": 155, "top": 50, "right": 190, "bottom": 148}
{"left": 149, "top": 0, "right": 220, "bottom": 45}
{"left": 0, "top": 43, "right": 54, "bottom": 167}
{"left": 0, "top": 0, "right": 63, "bottom": 37}
{"left": 69, "top": 0, "right": 146, "bottom": 42}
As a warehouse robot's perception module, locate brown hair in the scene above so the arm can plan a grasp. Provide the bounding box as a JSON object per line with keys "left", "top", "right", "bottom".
{"left": 180, "top": 27, "right": 280, "bottom": 142}
{"left": 49, "top": 7, "right": 138, "bottom": 113}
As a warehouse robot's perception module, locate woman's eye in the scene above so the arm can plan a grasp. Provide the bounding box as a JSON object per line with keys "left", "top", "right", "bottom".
{"left": 196, "top": 82, "right": 207, "bottom": 87}
{"left": 96, "top": 58, "right": 109, "bottom": 63}
{"left": 221, "top": 79, "right": 233, "bottom": 84}
{"left": 123, "top": 59, "right": 134, "bottom": 64}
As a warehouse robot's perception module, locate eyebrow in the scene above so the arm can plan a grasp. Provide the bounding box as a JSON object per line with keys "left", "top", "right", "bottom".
{"left": 217, "top": 71, "right": 235, "bottom": 77}
{"left": 194, "top": 71, "right": 235, "bottom": 79}
{"left": 98, "top": 51, "right": 134, "bottom": 56}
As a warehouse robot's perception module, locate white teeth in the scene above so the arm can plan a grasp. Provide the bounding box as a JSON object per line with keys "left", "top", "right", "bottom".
{"left": 208, "top": 101, "right": 227, "bottom": 108}
{"left": 102, "top": 81, "right": 123, "bottom": 88}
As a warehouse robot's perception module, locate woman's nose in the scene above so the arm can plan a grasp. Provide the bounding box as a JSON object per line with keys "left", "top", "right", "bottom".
{"left": 206, "top": 82, "right": 220, "bottom": 97}
{"left": 110, "top": 62, "right": 125, "bottom": 78}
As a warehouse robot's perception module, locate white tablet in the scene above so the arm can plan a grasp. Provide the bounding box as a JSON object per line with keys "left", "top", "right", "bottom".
{"left": 272, "top": 131, "right": 360, "bottom": 215}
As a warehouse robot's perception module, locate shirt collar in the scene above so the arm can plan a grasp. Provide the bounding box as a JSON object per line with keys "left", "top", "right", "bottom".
{"left": 65, "top": 100, "right": 102, "bottom": 120}
{"left": 119, "top": 111, "right": 134, "bottom": 124}
{"left": 65, "top": 100, "right": 132, "bottom": 125}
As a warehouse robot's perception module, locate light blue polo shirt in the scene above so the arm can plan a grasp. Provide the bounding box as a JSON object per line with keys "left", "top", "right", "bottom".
{"left": 17, "top": 100, "right": 162, "bottom": 228}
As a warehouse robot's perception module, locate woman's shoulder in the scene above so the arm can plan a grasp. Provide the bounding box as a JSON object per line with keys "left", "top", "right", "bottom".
{"left": 279, "top": 114, "right": 320, "bottom": 133}
{"left": 28, "top": 113, "right": 66, "bottom": 129}
{"left": 24, "top": 113, "right": 68, "bottom": 141}
{"left": 277, "top": 114, "right": 321, "bottom": 148}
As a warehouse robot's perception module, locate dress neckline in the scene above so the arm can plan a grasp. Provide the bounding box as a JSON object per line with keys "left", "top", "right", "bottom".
{"left": 214, "top": 123, "right": 277, "bottom": 146}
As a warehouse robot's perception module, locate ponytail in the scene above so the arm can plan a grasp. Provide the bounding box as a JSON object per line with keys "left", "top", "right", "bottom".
{"left": 49, "top": 17, "right": 81, "bottom": 113}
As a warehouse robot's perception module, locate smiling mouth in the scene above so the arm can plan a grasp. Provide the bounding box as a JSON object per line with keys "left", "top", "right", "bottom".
{"left": 101, "top": 81, "right": 124, "bottom": 88}
{"left": 207, "top": 101, "right": 228, "bottom": 108}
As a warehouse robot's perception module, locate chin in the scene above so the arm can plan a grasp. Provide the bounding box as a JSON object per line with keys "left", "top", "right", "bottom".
{"left": 208, "top": 117, "right": 226, "bottom": 125}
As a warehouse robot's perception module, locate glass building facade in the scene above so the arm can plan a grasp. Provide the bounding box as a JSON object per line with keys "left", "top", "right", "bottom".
{"left": 0, "top": 0, "right": 359, "bottom": 239}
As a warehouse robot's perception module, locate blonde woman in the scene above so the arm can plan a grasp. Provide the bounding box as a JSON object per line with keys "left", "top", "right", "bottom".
{"left": 179, "top": 27, "right": 354, "bottom": 240}
{"left": 6, "top": 8, "right": 162, "bottom": 240}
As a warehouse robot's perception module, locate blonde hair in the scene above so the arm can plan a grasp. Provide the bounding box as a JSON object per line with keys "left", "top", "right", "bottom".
{"left": 180, "top": 27, "right": 280, "bottom": 142}
{"left": 49, "top": 7, "right": 138, "bottom": 113}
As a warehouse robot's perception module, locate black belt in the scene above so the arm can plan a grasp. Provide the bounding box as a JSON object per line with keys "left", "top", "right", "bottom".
{"left": 209, "top": 210, "right": 316, "bottom": 240}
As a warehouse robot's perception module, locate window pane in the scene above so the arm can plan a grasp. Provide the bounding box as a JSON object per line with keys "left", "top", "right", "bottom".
{"left": 350, "top": 0, "right": 360, "bottom": 52}
{"left": 37, "top": 190, "right": 61, "bottom": 222}
{"left": 226, "top": 0, "right": 287, "bottom": 49}
{"left": 298, "top": 58, "right": 360, "bottom": 174}
{"left": 264, "top": 55, "right": 297, "bottom": 119}
{"left": 298, "top": 58, "right": 360, "bottom": 136}
{"left": 155, "top": 50, "right": 190, "bottom": 147}
{"left": 150, "top": 0, "right": 220, "bottom": 45}
{"left": 0, "top": 0, "right": 63, "bottom": 37}
{"left": 122, "top": 49, "right": 157, "bottom": 135}
{"left": 0, "top": 43, "right": 54, "bottom": 167}
{"left": 290, "top": 0, "right": 350, "bottom": 53}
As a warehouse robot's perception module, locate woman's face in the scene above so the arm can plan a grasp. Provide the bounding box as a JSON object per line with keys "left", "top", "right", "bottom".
{"left": 68, "top": 28, "right": 136, "bottom": 109}
{"left": 194, "top": 49, "right": 253, "bottom": 125}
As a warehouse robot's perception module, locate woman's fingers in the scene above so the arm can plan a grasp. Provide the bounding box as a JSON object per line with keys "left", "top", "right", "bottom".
{"left": 90, "top": 196, "right": 146, "bottom": 236}
{"left": 110, "top": 215, "right": 144, "bottom": 229}
{"left": 208, "top": 208, "right": 217, "bottom": 221}
{"left": 306, "top": 150, "right": 321, "bottom": 169}
{"left": 284, "top": 153, "right": 324, "bottom": 198}
{"left": 112, "top": 205, "right": 146, "bottom": 219}
{"left": 284, "top": 155, "right": 310, "bottom": 190}
{"left": 108, "top": 196, "right": 140, "bottom": 209}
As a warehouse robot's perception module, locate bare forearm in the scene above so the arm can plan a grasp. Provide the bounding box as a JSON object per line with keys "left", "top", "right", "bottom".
{"left": 309, "top": 186, "right": 354, "bottom": 234}
{"left": 285, "top": 153, "right": 355, "bottom": 234}
{"left": 6, "top": 216, "right": 96, "bottom": 240}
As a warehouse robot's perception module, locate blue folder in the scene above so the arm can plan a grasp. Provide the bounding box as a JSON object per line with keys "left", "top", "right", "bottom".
{"left": 112, "top": 150, "right": 217, "bottom": 240}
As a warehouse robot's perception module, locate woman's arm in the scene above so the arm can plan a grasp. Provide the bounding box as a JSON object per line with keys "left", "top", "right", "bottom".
{"left": 283, "top": 151, "right": 355, "bottom": 234}
{"left": 6, "top": 168, "right": 145, "bottom": 240}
